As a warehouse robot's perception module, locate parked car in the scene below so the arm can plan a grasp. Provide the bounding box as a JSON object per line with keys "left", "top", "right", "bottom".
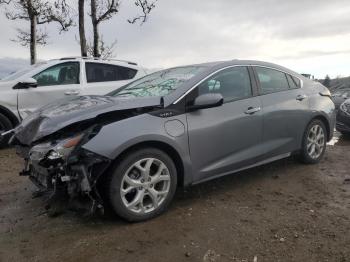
{"left": 11, "top": 60, "right": 336, "bottom": 221}
{"left": 336, "top": 99, "right": 350, "bottom": 135}
{"left": 331, "top": 89, "right": 350, "bottom": 110}
{"left": 0, "top": 57, "right": 147, "bottom": 147}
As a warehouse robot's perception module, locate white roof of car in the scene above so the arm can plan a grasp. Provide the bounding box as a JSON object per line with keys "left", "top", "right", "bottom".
{"left": 53, "top": 57, "right": 138, "bottom": 67}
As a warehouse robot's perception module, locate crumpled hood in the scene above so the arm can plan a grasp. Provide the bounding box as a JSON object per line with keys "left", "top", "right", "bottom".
{"left": 13, "top": 95, "right": 162, "bottom": 145}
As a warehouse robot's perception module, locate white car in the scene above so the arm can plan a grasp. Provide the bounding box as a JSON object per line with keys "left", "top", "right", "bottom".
{"left": 0, "top": 57, "right": 147, "bottom": 146}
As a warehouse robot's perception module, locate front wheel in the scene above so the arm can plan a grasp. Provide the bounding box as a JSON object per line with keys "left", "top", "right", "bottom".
{"left": 107, "top": 148, "right": 177, "bottom": 222}
{"left": 299, "top": 119, "right": 327, "bottom": 164}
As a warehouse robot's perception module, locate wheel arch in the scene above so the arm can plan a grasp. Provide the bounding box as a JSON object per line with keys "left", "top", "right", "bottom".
{"left": 109, "top": 140, "right": 186, "bottom": 187}
{"left": 0, "top": 105, "right": 20, "bottom": 128}
{"left": 309, "top": 114, "right": 331, "bottom": 141}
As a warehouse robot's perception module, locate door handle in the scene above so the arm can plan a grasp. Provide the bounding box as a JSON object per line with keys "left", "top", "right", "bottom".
{"left": 296, "top": 94, "right": 307, "bottom": 101}
{"left": 245, "top": 107, "right": 261, "bottom": 115}
{"left": 65, "top": 90, "right": 80, "bottom": 95}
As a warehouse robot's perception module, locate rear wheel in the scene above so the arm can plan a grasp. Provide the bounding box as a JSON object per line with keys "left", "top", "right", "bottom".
{"left": 107, "top": 148, "right": 177, "bottom": 222}
{"left": 0, "top": 113, "right": 13, "bottom": 148}
{"left": 299, "top": 119, "right": 327, "bottom": 164}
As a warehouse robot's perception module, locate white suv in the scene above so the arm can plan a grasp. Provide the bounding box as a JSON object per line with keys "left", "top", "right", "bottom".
{"left": 0, "top": 57, "right": 147, "bottom": 146}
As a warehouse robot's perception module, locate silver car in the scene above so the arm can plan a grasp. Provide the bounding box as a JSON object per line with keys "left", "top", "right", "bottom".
{"left": 12, "top": 60, "right": 336, "bottom": 221}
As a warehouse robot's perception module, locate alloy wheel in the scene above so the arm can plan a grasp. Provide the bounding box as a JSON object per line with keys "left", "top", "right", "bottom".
{"left": 120, "top": 158, "right": 171, "bottom": 214}
{"left": 306, "top": 124, "right": 325, "bottom": 159}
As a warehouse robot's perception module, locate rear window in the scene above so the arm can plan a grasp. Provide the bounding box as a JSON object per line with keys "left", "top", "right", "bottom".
{"left": 86, "top": 63, "right": 137, "bottom": 83}
{"left": 255, "top": 67, "right": 289, "bottom": 94}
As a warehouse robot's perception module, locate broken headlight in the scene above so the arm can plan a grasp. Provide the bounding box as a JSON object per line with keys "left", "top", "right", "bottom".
{"left": 46, "top": 134, "right": 83, "bottom": 160}
{"left": 340, "top": 101, "right": 350, "bottom": 116}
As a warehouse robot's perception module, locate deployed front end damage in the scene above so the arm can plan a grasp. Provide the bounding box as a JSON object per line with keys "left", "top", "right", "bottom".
{"left": 16, "top": 127, "right": 111, "bottom": 215}
{"left": 11, "top": 95, "right": 163, "bottom": 215}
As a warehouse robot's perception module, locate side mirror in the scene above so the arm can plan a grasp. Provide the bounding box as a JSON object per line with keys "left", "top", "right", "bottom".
{"left": 13, "top": 78, "right": 38, "bottom": 89}
{"left": 188, "top": 93, "right": 224, "bottom": 111}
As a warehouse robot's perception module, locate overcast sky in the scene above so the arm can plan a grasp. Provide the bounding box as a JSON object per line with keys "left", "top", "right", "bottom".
{"left": 0, "top": 0, "right": 350, "bottom": 78}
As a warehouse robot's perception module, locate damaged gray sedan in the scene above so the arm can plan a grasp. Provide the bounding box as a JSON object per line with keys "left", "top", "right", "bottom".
{"left": 10, "top": 60, "right": 335, "bottom": 221}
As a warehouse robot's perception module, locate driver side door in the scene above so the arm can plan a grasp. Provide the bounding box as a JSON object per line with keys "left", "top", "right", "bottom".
{"left": 186, "top": 66, "right": 264, "bottom": 183}
{"left": 17, "top": 62, "right": 81, "bottom": 119}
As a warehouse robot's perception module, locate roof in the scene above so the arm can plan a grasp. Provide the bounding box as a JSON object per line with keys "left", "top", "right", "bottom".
{"left": 170, "top": 59, "right": 300, "bottom": 77}
{"left": 51, "top": 57, "right": 138, "bottom": 66}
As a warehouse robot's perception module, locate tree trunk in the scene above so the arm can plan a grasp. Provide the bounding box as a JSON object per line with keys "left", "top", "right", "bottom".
{"left": 78, "top": 0, "right": 87, "bottom": 57}
{"left": 30, "top": 14, "right": 37, "bottom": 64}
{"left": 90, "top": 0, "right": 100, "bottom": 57}
{"left": 92, "top": 22, "right": 100, "bottom": 57}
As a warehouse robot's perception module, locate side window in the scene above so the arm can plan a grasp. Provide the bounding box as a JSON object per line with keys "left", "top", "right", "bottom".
{"left": 85, "top": 63, "right": 137, "bottom": 83}
{"left": 286, "top": 74, "right": 301, "bottom": 89}
{"left": 33, "top": 62, "right": 80, "bottom": 87}
{"left": 197, "top": 67, "right": 252, "bottom": 102}
{"left": 255, "top": 67, "right": 289, "bottom": 94}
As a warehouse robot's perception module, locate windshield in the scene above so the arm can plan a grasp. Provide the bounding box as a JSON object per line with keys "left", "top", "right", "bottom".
{"left": 109, "top": 66, "right": 205, "bottom": 98}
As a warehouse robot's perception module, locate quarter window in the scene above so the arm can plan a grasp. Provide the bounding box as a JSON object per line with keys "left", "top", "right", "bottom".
{"left": 85, "top": 63, "right": 137, "bottom": 83}
{"left": 255, "top": 67, "right": 289, "bottom": 94}
{"left": 197, "top": 67, "right": 252, "bottom": 102}
{"left": 286, "top": 74, "right": 301, "bottom": 89}
{"left": 33, "top": 62, "right": 80, "bottom": 87}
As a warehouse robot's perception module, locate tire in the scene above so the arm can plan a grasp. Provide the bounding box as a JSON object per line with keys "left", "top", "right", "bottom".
{"left": 0, "top": 113, "right": 13, "bottom": 148}
{"left": 107, "top": 148, "right": 177, "bottom": 222}
{"left": 299, "top": 119, "right": 327, "bottom": 164}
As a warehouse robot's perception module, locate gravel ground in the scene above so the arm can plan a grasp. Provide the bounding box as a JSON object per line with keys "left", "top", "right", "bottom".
{"left": 0, "top": 132, "right": 349, "bottom": 262}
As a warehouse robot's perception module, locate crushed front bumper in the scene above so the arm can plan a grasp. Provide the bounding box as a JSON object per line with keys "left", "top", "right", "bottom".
{"left": 16, "top": 143, "right": 111, "bottom": 215}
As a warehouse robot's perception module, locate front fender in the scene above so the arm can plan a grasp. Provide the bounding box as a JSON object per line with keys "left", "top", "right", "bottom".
{"left": 82, "top": 113, "right": 193, "bottom": 185}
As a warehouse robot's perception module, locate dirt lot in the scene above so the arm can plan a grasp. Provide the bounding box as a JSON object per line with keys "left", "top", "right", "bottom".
{"left": 0, "top": 133, "right": 349, "bottom": 262}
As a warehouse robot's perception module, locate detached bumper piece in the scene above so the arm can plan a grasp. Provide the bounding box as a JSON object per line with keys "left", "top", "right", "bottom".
{"left": 19, "top": 147, "right": 111, "bottom": 216}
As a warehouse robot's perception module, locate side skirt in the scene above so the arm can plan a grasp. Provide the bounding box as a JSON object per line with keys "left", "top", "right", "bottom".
{"left": 192, "top": 152, "right": 291, "bottom": 185}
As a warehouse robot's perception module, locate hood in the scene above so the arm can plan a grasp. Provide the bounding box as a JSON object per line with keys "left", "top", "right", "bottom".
{"left": 0, "top": 80, "right": 16, "bottom": 90}
{"left": 13, "top": 95, "right": 163, "bottom": 145}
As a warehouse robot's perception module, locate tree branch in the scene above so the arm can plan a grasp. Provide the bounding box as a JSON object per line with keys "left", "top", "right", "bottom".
{"left": 36, "top": 0, "right": 74, "bottom": 32}
{"left": 128, "top": 0, "right": 157, "bottom": 25}
{"left": 86, "top": 35, "right": 117, "bottom": 59}
{"left": 11, "top": 28, "right": 48, "bottom": 47}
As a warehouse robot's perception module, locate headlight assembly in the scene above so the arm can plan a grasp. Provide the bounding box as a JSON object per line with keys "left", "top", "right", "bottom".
{"left": 47, "top": 134, "right": 83, "bottom": 160}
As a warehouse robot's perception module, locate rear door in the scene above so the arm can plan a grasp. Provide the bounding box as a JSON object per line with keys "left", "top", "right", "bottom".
{"left": 253, "top": 66, "right": 309, "bottom": 157}
{"left": 186, "top": 66, "right": 264, "bottom": 183}
{"left": 17, "top": 61, "right": 81, "bottom": 119}
{"left": 82, "top": 62, "right": 138, "bottom": 95}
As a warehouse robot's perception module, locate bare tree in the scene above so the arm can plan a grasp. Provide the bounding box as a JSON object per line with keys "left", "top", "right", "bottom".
{"left": 78, "top": 0, "right": 87, "bottom": 56}
{"left": 87, "top": 0, "right": 157, "bottom": 58}
{"left": 86, "top": 37, "right": 117, "bottom": 59}
{"left": 89, "top": 0, "right": 119, "bottom": 57}
{"left": 0, "top": 0, "right": 73, "bottom": 64}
